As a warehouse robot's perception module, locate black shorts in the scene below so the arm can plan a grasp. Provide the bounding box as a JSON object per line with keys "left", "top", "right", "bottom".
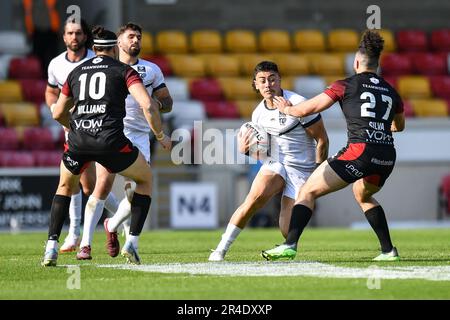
{"left": 328, "top": 143, "right": 396, "bottom": 187}
{"left": 62, "top": 142, "right": 139, "bottom": 175}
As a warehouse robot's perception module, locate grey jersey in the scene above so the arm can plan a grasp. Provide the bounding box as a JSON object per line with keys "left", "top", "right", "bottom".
{"left": 252, "top": 90, "right": 322, "bottom": 170}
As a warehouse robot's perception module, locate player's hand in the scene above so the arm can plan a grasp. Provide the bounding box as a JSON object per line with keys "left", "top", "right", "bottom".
{"left": 238, "top": 127, "right": 256, "bottom": 154}
{"left": 273, "top": 96, "right": 292, "bottom": 114}
{"left": 158, "top": 134, "right": 172, "bottom": 150}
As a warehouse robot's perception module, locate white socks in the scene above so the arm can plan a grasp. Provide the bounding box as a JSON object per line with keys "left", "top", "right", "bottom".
{"left": 216, "top": 223, "right": 242, "bottom": 252}
{"left": 68, "top": 191, "right": 82, "bottom": 239}
{"left": 107, "top": 197, "right": 131, "bottom": 232}
{"left": 129, "top": 235, "right": 139, "bottom": 249}
{"left": 79, "top": 196, "right": 106, "bottom": 248}
{"left": 104, "top": 192, "right": 119, "bottom": 216}
{"left": 46, "top": 240, "right": 58, "bottom": 251}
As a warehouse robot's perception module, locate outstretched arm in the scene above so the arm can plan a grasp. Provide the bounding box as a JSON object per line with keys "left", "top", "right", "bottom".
{"left": 153, "top": 87, "right": 173, "bottom": 114}
{"left": 274, "top": 93, "right": 335, "bottom": 117}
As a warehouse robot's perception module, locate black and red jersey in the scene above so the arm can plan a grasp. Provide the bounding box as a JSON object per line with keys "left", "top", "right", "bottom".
{"left": 62, "top": 55, "right": 142, "bottom": 154}
{"left": 324, "top": 72, "right": 403, "bottom": 146}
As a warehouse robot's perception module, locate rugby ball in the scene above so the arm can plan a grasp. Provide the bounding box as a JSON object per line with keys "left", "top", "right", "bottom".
{"left": 239, "top": 121, "right": 270, "bottom": 154}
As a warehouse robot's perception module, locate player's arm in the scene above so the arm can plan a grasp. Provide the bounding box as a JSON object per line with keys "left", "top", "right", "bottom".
{"left": 52, "top": 93, "right": 73, "bottom": 128}
{"left": 304, "top": 118, "right": 329, "bottom": 165}
{"left": 46, "top": 61, "right": 60, "bottom": 107}
{"left": 275, "top": 93, "right": 335, "bottom": 117}
{"left": 391, "top": 112, "right": 405, "bottom": 132}
{"left": 153, "top": 86, "right": 173, "bottom": 113}
{"left": 45, "top": 85, "right": 60, "bottom": 107}
{"left": 128, "top": 82, "right": 172, "bottom": 150}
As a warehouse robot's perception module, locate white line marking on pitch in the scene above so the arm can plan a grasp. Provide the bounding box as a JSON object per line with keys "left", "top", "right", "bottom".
{"left": 97, "top": 262, "right": 450, "bottom": 281}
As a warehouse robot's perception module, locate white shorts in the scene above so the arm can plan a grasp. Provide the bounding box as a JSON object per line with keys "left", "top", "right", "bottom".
{"left": 261, "top": 161, "right": 313, "bottom": 199}
{"left": 124, "top": 128, "right": 151, "bottom": 163}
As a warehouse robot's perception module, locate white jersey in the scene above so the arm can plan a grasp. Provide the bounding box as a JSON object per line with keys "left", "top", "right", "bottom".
{"left": 123, "top": 59, "right": 166, "bottom": 133}
{"left": 47, "top": 49, "right": 95, "bottom": 89}
{"left": 252, "top": 90, "right": 321, "bottom": 170}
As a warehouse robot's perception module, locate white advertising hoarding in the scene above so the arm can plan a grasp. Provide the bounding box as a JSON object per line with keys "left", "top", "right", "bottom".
{"left": 170, "top": 182, "right": 218, "bottom": 229}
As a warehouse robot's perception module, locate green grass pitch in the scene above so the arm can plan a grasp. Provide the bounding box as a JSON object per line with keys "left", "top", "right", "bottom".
{"left": 1, "top": 228, "right": 450, "bottom": 300}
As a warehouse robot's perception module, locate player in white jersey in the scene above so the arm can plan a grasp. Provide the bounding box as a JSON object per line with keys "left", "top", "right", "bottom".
{"left": 209, "top": 61, "right": 329, "bottom": 261}
{"left": 75, "top": 22, "right": 173, "bottom": 261}
{"left": 45, "top": 19, "right": 121, "bottom": 254}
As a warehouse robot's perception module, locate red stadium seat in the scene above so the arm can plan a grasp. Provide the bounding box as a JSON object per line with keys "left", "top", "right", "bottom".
{"left": 431, "top": 29, "right": 450, "bottom": 53}
{"left": 20, "top": 79, "right": 47, "bottom": 105}
{"left": 189, "top": 78, "right": 224, "bottom": 101}
{"left": 429, "top": 76, "right": 450, "bottom": 99}
{"left": 8, "top": 55, "right": 43, "bottom": 79}
{"left": 381, "top": 53, "right": 413, "bottom": 75}
{"left": 409, "top": 53, "right": 447, "bottom": 75}
{"left": 396, "top": 30, "right": 428, "bottom": 52}
{"left": 402, "top": 100, "right": 415, "bottom": 118}
{"left": 32, "top": 150, "right": 62, "bottom": 167}
{"left": 203, "top": 101, "right": 240, "bottom": 119}
{"left": 0, "top": 151, "right": 34, "bottom": 167}
{"left": 383, "top": 76, "right": 398, "bottom": 89}
{"left": 141, "top": 55, "right": 172, "bottom": 76}
{"left": 0, "top": 127, "right": 20, "bottom": 150}
{"left": 22, "top": 127, "right": 55, "bottom": 150}
{"left": 439, "top": 174, "right": 450, "bottom": 216}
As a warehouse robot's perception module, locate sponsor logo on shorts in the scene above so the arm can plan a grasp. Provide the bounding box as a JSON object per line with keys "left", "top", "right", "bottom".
{"left": 345, "top": 164, "right": 364, "bottom": 177}
{"left": 65, "top": 156, "right": 79, "bottom": 167}
{"left": 371, "top": 158, "right": 394, "bottom": 166}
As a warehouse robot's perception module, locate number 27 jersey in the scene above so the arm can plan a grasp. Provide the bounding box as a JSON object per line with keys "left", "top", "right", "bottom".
{"left": 324, "top": 72, "right": 403, "bottom": 146}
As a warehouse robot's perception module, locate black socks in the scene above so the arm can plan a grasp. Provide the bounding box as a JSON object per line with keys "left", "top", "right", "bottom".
{"left": 285, "top": 204, "right": 313, "bottom": 248}
{"left": 129, "top": 193, "right": 151, "bottom": 236}
{"left": 48, "top": 195, "right": 71, "bottom": 241}
{"left": 364, "top": 205, "right": 394, "bottom": 253}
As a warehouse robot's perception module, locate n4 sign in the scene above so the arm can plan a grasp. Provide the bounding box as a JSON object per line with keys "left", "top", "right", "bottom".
{"left": 170, "top": 183, "right": 218, "bottom": 229}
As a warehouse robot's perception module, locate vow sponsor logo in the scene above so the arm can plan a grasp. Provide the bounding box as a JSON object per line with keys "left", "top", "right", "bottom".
{"left": 74, "top": 119, "right": 103, "bottom": 130}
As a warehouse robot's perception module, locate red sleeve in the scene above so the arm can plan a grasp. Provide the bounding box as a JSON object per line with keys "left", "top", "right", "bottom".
{"left": 61, "top": 80, "right": 72, "bottom": 97}
{"left": 324, "top": 80, "right": 346, "bottom": 102}
{"left": 126, "top": 67, "right": 143, "bottom": 88}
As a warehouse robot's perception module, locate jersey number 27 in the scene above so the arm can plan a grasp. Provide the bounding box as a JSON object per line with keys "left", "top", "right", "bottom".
{"left": 360, "top": 91, "right": 393, "bottom": 120}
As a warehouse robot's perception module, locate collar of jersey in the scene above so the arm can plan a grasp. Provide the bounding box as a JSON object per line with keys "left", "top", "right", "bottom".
{"left": 65, "top": 49, "right": 89, "bottom": 63}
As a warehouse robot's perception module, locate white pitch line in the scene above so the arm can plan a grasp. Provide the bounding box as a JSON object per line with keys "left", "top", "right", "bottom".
{"left": 97, "top": 262, "right": 450, "bottom": 281}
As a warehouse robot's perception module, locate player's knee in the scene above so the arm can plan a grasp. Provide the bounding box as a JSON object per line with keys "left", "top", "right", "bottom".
{"left": 352, "top": 183, "right": 370, "bottom": 204}
{"left": 58, "top": 181, "right": 74, "bottom": 196}
{"left": 246, "top": 193, "right": 270, "bottom": 211}
{"left": 297, "top": 187, "right": 315, "bottom": 202}
{"left": 81, "top": 184, "right": 94, "bottom": 196}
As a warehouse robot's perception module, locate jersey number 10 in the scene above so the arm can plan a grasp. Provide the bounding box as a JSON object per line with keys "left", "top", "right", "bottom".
{"left": 360, "top": 91, "right": 393, "bottom": 120}
{"left": 78, "top": 72, "right": 106, "bottom": 101}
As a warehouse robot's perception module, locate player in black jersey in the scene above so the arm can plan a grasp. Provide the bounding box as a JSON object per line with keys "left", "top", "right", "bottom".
{"left": 262, "top": 30, "right": 405, "bottom": 262}
{"left": 42, "top": 26, "right": 171, "bottom": 267}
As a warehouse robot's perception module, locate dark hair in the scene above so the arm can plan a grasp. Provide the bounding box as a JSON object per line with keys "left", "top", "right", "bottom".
{"left": 63, "top": 18, "right": 92, "bottom": 47}
{"left": 92, "top": 25, "right": 117, "bottom": 52}
{"left": 358, "top": 30, "right": 384, "bottom": 69}
{"left": 252, "top": 61, "right": 280, "bottom": 91}
{"left": 117, "top": 22, "right": 142, "bottom": 37}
